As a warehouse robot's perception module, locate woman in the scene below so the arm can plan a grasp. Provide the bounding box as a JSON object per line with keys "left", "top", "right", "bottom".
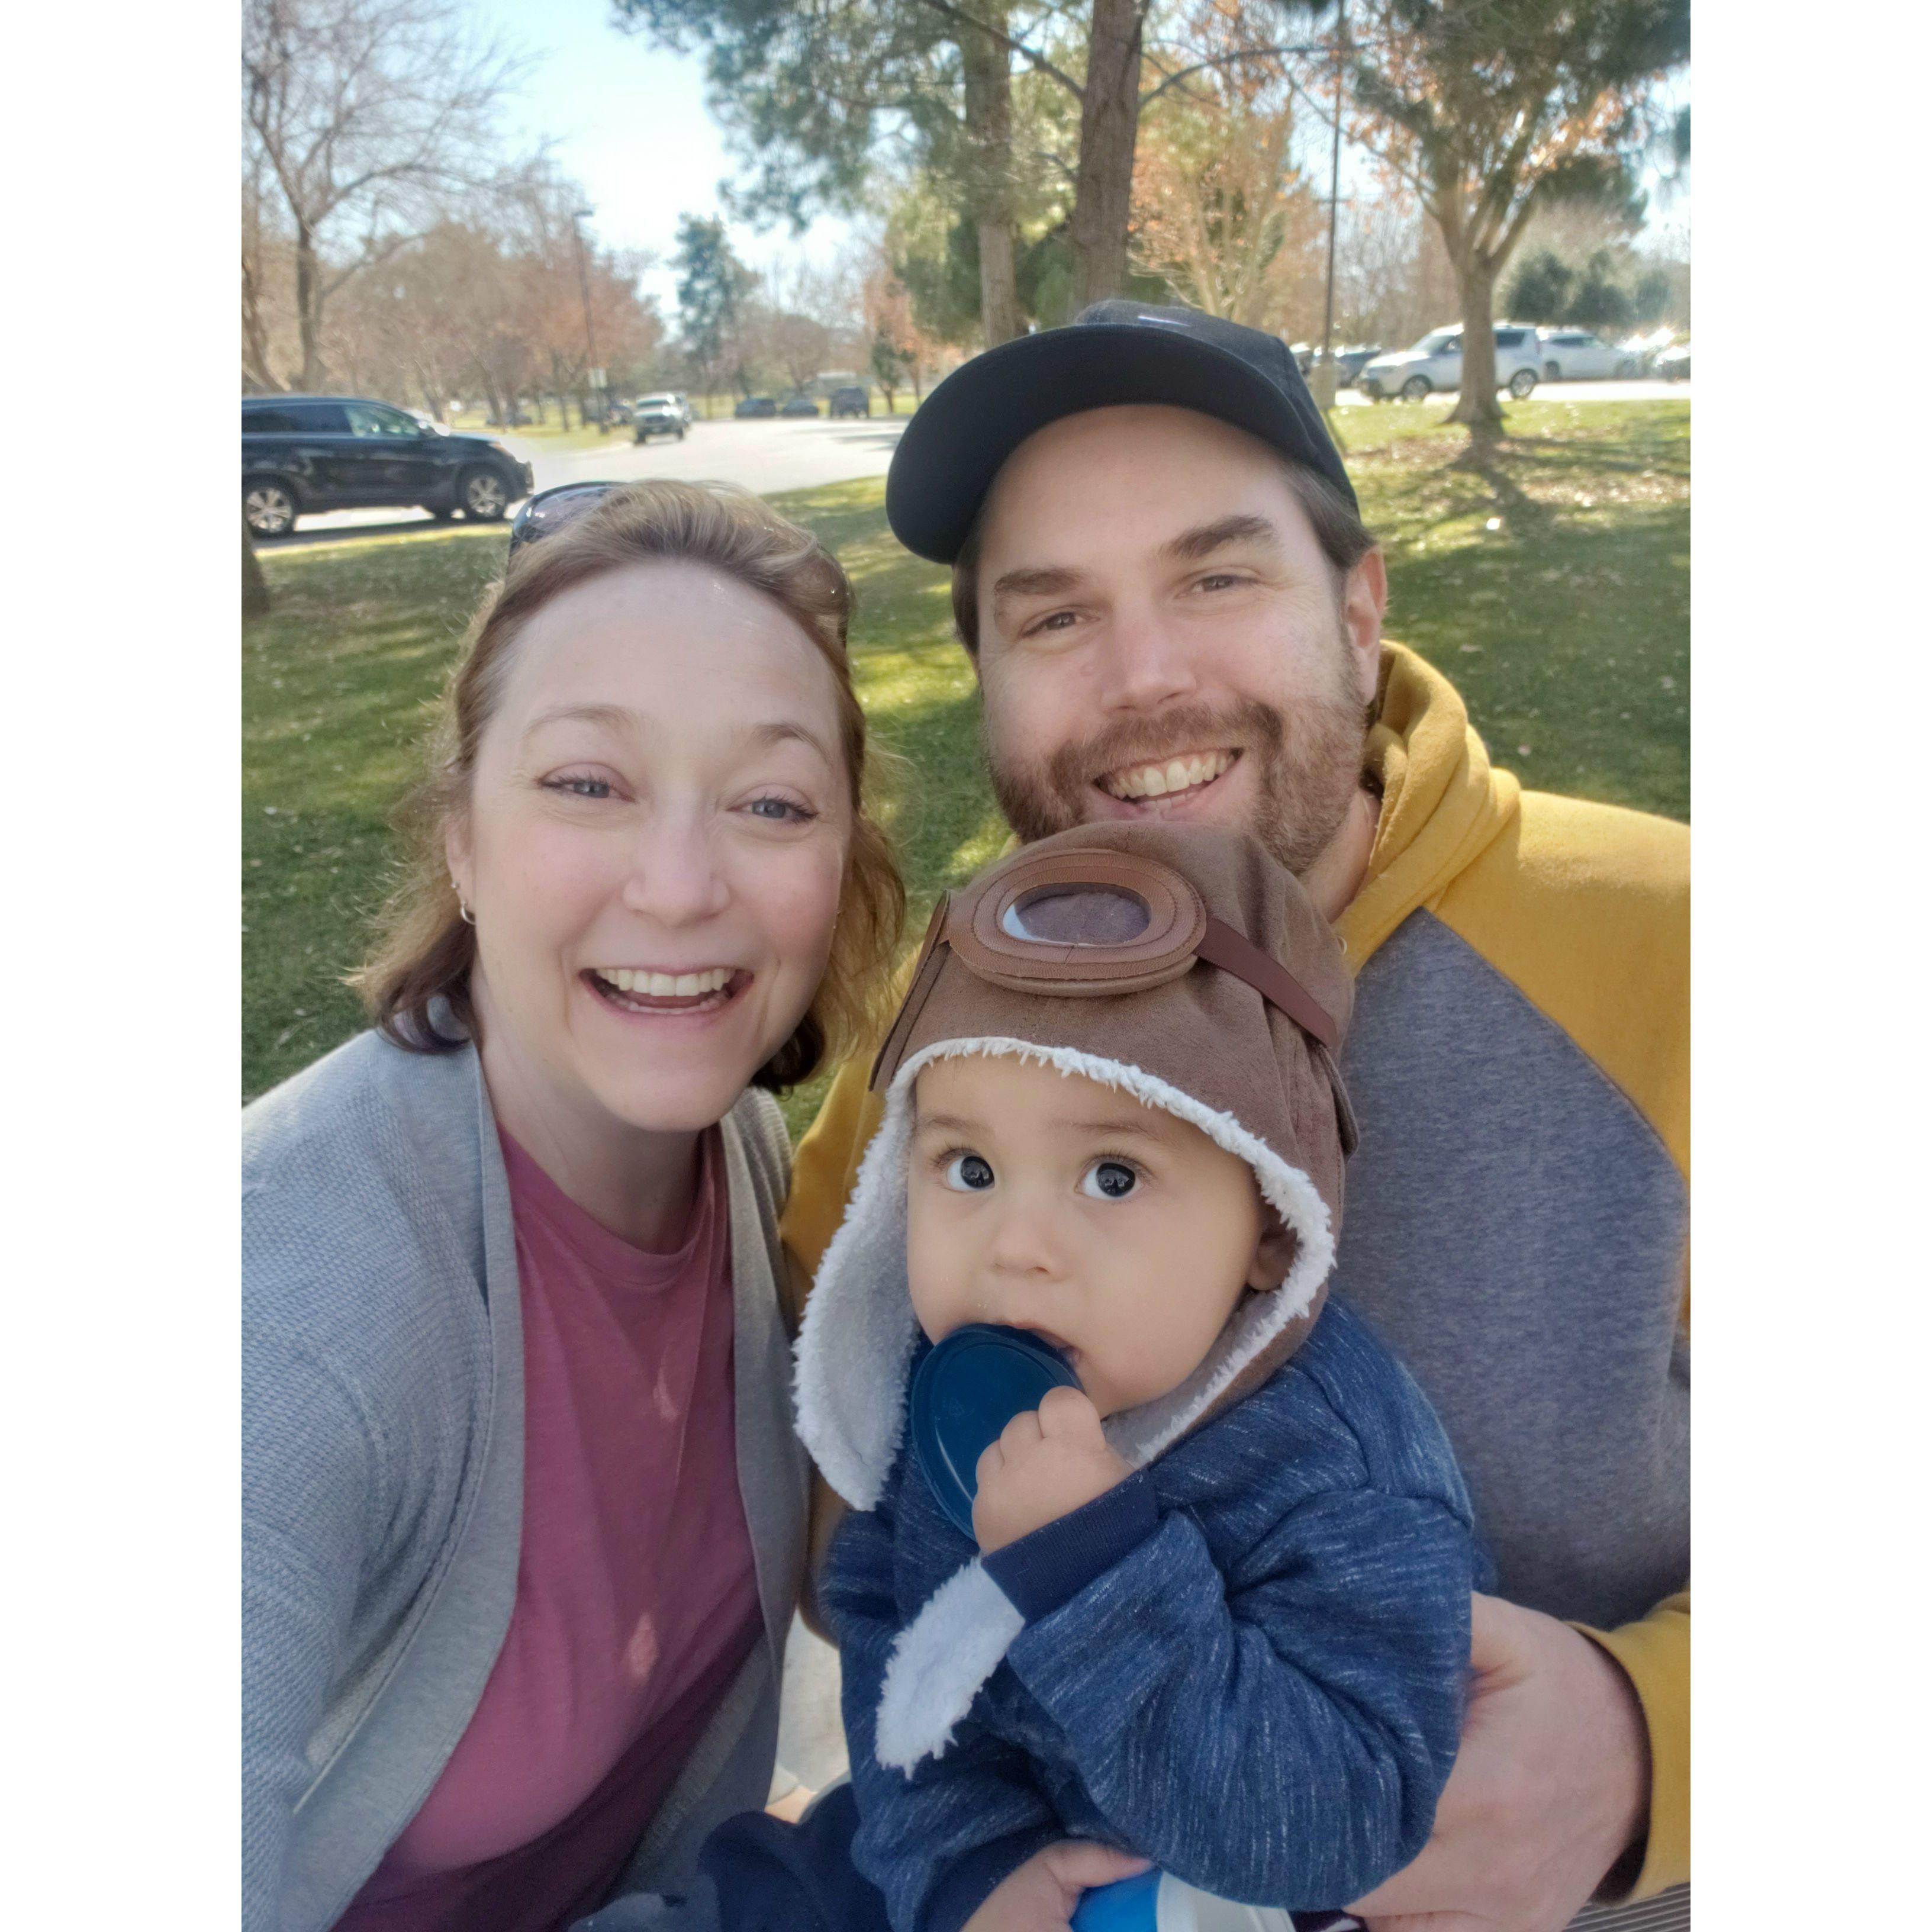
{"left": 243, "top": 482, "right": 901, "bottom": 1932}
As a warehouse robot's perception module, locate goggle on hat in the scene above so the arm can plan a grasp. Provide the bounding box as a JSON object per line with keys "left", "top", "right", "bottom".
{"left": 795, "top": 821, "right": 1360, "bottom": 1519}
{"left": 871, "top": 836, "right": 1348, "bottom": 1089}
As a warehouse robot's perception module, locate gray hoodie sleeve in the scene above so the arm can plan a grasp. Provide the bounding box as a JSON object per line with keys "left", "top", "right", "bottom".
{"left": 242, "top": 1322, "right": 379, "bottom": 1932}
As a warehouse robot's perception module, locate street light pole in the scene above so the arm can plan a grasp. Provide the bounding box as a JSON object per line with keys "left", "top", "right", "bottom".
{"left": 571, "top": 207, "right": 600, "bottom": 429}
{"left": 1316, "top": 1, "right": 1346, "bottom": 410}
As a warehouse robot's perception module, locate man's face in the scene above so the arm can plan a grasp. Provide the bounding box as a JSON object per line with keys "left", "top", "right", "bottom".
{"left": 972, "top": 405, "right": 1386, "bottom": 875}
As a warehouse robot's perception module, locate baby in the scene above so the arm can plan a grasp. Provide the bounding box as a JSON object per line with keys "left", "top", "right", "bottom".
{"left": 791, "top": 822, "right": 1480, "bottom": 1932}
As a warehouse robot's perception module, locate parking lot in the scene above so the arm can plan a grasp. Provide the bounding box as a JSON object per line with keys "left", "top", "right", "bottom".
{"left": 265, "top": 379, "right": 1688, "bottom": 544}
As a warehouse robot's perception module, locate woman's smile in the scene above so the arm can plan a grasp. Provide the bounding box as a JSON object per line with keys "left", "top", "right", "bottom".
{"left": 581, "top": 964, "right": 752, "bottom": 1019}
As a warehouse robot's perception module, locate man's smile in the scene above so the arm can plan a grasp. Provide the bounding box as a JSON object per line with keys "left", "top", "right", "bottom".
{"left": 1094, "top": 748, "right": 1241, "bottom": 812}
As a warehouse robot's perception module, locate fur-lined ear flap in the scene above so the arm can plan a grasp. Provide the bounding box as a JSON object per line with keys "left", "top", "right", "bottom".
{"left": 1245, "top": 1210, "right": 1300, "bottom": 1292}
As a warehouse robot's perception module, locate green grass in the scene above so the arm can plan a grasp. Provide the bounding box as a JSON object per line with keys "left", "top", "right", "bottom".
{"left": 243, "top": 398, "right": 1688, "bottom": 1124}
{"left": 448, "top": 409, "right": 620, "bottom": 450}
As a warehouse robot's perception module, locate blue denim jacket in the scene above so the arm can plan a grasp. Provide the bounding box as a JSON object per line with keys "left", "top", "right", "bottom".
{"left": 822, "top": 1298, "right": 1482, "bottom": 1932}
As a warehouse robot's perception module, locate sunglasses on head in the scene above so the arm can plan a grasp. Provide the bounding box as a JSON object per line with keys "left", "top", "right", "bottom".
{"left": 505, "top": 481, "right": 624, "bottom": 561}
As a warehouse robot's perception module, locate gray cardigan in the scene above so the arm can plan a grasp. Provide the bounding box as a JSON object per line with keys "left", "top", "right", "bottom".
{"left": 242, "top": 1029, "right": 809, "bottom": 1932}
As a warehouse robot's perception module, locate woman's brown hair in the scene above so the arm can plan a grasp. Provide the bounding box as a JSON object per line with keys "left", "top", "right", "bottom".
{"left": 352, "top": 479, "right": 905, "bottom": 1091}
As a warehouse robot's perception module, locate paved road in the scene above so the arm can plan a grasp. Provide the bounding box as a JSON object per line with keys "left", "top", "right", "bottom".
{"left": 272, "top": 413, "right": 913, "bottom": 544}
{"left": 268, "top": 378, "right": 1687, "bottom": 546}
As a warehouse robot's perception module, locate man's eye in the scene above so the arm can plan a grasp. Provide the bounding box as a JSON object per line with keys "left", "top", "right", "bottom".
{"left": 1080, "top": 1161, "right": 1138, "bottom": 1200}
{"left": 1195, "top": 572, "right": 1247, "bottom": 593}
{"left": 1025, "top": 610, "right": 1080, "bottom": 637}
{"left": 942, "top": 1153, "right": 996, "bottom": 1192}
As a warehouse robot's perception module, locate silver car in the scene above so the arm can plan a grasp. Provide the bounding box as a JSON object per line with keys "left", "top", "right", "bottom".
{"left": 1536, "top": 330, "right": 1641, "bottom": 381}
{"left": 1358, "top": 324, "right": 1543, "bottom": 401}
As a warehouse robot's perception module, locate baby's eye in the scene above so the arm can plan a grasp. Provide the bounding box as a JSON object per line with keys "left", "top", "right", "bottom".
{"left": 943, "top": 1153, "right": 996, "bottom": 1192}
{"left": 1081, "top": 1161, "right": 1139, "bottom": 1201}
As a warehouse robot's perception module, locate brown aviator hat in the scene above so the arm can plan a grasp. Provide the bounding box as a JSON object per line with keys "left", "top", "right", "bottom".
{"left": 795, "top": 821, "right": 1357, "bottom": 1516}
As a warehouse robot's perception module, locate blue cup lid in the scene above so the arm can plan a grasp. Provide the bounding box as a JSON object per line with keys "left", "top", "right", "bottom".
{"left": 1069, "top": 1868, "right": 1161, "bottom": 1931}
{"left": 909, "top": 1323, "right": 1081, "bottom": 1540}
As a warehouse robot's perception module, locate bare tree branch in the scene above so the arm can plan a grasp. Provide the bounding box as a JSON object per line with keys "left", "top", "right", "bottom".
{"left": 913, "top": 0, "right": 1086, "bottom": 99}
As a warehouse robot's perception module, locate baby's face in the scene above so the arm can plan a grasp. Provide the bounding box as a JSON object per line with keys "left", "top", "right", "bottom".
{"left": 905, "top": 1054, "right": 1275, "bottom": 1418}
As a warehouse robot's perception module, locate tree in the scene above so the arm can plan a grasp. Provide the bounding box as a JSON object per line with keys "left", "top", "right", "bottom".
{"left": 1503, "top": 193, "right": 1682, "bottom": 333}
{"left": 243, "top": 516, "right": 271, "bottom": 617}
{"left": 619, "top": 2, "right": 1334, "bottom": 330}
{"left": 242, "top": 0, "right": 525, "bottom": 389}
{"left": 864, "top": 256, "right": 946, "bottom": 404}
{"left": 673, "top": 215, "right": 756, "bottom": 412}
{"left": 1346, "top": 0, "right": 1689, "bottom": 431}
{"left": 1505, "top": 248, "right": 1573, "bottom": 324}
{"left": 1131, "top": 2, "right": 1324, "bottom": 331}
{"left": 615, "top": 0, "right": 1034, "bottom": 348}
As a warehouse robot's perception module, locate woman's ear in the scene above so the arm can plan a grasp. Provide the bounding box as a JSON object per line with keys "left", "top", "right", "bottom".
{"left": 1245, "top": 1212, "right": 1300, "bottom": 1292}
{"left": 444, "top": 813, "right": 473, "bottom": 910}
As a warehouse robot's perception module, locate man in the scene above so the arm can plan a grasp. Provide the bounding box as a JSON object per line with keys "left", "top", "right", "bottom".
{"left": 782, "top": 302, "right": 1687, "bottom": 1932}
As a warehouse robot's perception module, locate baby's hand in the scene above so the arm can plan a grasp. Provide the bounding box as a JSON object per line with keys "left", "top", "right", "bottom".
{"left": 961, "top": 1840, "right": 1150, "bottom": 1931}
{"left": 973, "top": 1386, "right": 1129, "bottom": 1554}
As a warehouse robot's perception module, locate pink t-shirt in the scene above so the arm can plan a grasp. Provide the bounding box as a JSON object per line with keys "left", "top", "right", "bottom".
{"left": 336, "top": 1128, "right": 762, "bottom": 1932}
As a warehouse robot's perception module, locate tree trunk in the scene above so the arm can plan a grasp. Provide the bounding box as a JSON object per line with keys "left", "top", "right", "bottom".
{"left": 295, "top": 218, "right": 325, "bottom": 391}
{"left": 242, "top": 255, "right": 279, "bottom": 392}
{"left": 959, "top": 8, "right": 1024, "bottom": 347}
{"left": 243, "top": 514, "right": 271, "bottom": 618}
{"left": 1448, "top": 252, "right": 1503, "bottom": 430}
{"left": 1068, "top": 0, "right": 1145, "bottom": 311}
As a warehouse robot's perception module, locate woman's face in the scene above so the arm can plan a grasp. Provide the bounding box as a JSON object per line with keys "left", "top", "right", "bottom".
{"left": 449, "top": 559, "right": 851, "bottom": 1137}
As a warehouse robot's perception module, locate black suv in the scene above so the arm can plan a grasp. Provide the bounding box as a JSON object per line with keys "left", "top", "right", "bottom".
{"left": 242, "top": 396, "right": 534, "bottom": 537}
{"left": 829, "top": 385, "right": 871, "bottom": 418}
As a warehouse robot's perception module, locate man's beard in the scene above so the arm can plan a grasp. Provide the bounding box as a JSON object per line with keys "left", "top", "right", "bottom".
{"left": 986, "top": 668, "right": 1368, "bottom": 878}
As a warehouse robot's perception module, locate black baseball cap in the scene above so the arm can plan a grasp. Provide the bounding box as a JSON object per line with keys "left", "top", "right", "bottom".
{"left": 885, "top": 300, "right": 1358, "bottom": 564}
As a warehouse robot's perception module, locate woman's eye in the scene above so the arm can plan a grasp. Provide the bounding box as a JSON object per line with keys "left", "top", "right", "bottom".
{"left": 1081, "top": 1160, "right": 1139, "bottom": 1201}
{"left": 746, "top": 796, "right": 814, "bottom": 823}
{"left": 545, "top": 775, "right": 613, "bottom": 800}
{"left": 942, "top": 1153, "right": 996, "bottom": 1192}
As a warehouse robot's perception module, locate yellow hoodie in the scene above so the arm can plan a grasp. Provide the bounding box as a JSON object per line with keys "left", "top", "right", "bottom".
{"left": 783, "top": 642, "right": 1689, "bottom": 1898}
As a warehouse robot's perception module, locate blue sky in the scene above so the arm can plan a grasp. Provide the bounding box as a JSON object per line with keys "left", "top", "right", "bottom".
{"left": 472, "top": 0, "right": 1688, "bottom": 322}
{"left": 470, "top": 0, "right": 858, "bottom": 311}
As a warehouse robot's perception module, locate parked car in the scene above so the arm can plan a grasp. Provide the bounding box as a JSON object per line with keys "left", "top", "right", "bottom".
{"left": 829, "top": 384, "right": 871, "bottom": 418}
{"left": 1654, "top": 342, "right": 1690, "bottom": 381}
{"left": 1535, "top": 330, "right": 1640, "bottom": 382}
{"left": 735, "top": 395, "right": 778, "bottom": 418}
{"left": 1358, "top": 325, "right": 1542, "bottom": 401}
{"left": 1614, "top": 327, "right": 1677, "bottom": 375}
{"left": 242, "top": 395, "right": 533, "bottom": 537}
{"left": 632, "top": 394, "right": 687, "bottom": 442}
{"left": 1331, "top": 344, "right": 1383, "bottom": 385}
{"left": 780, "top": 394, "right": 821, "bottom": 417}
{"left": 666, "top": 392, "right": 694, "bottom": 426}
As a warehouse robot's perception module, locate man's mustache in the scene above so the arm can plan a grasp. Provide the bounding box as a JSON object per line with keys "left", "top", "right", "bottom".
{"left": 1044, "top": 701, "right": 1286, "bottom": 795}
